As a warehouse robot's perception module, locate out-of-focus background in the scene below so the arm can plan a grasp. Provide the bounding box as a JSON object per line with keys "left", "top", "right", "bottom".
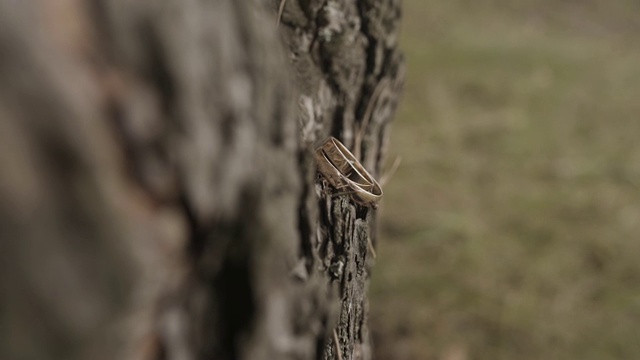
{"left": 371, "top": 1, "right": 640, "bottom": 359}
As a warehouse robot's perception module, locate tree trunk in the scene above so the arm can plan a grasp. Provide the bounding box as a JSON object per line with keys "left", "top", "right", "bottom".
{"left": 0, "top": 1, "right": 402, "bottom": 360}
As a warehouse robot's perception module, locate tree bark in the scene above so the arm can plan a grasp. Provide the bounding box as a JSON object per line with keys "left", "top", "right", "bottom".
{"left": 0, "top": 1, "right": 402, "bottom": 360}
{"left": 275, "top": 1, "right": 404, "bottom": 359}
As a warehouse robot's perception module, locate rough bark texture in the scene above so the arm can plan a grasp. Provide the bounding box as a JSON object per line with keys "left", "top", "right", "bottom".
{"left": 0, "top": 0, "right": 402, "bottom": 360}
{"left": 274, "top": 1, "right": 404, "bottom": 359}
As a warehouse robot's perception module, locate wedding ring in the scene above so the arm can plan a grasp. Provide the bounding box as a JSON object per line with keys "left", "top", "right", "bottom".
{"left": 320, "top": 138, "right": 374, "bottom": 190}
{"left": 346, "top": 178, "right": 383, "bottom": 205}
{"left": 315, "top": 137, "right": 383, "bottom": 206}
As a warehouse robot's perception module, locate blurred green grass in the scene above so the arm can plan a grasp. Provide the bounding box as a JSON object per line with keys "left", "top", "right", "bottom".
{"left": 371, "top": 1, "right": 640, "bottom": 359}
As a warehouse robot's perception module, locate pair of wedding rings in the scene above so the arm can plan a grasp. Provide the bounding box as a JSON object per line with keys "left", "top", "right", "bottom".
{"left": 315, "top": 137, "right": 383, "bottom": 206}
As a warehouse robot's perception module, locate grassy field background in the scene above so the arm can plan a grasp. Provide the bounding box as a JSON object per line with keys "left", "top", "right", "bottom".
{"left": 370, "top": 1, "right": 640, "bottom": 359}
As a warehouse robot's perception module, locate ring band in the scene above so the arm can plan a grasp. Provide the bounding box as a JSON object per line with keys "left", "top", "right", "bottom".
{"left": 320, "top": 138, "right": 374, "bottom": 191}
{"left": 315, "top": 137, "right": 383, "bottom": 206}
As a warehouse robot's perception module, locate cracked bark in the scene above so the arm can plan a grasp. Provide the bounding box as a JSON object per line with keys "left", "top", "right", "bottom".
{"left": 0, "top": 0, "right": 402, "bottom": 360}
{"left": 277, "top": 2, "right": 404, "bottom": 357}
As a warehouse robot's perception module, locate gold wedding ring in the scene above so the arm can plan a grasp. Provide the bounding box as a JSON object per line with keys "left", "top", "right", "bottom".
{"left": 315, "top": 137, "right": 383, "bottom": 206}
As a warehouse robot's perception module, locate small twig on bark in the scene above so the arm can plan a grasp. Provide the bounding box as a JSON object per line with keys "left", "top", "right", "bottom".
{"left": 367, "top": 238, "right": 377, "bottom": 259}
{"left": 276, "top": 0, "right": 287, "bottom": 26}
{"left": 333, "top": 329, "right": 343, "bottom": 360}
{"left": 380, "top": 156, "right": 402, "bottom": 187}
{"left": 354, "top": 77, "right": 390, "bottom": 160}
